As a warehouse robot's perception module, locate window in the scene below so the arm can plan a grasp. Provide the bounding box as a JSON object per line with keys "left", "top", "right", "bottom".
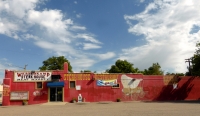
{"left": 51, "top": 75, "right": 61, "bottom": 82}
{"left": 36, "top": 82, "right": 43, "bottom": 89}
{"left": 69, "top": 81, "right": 76, "bottom": 88}
{"left": 112, "top": 83, "right": 120, "bottom": 88}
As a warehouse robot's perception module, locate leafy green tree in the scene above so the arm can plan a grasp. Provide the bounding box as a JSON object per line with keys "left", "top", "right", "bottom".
{"left": 107, "top": 59, "right": 137, "bottom": 73}
{"left": 39, "top": 56, "right": 73, "bottom": 72}
{"left": 143, "top": 63, "right": 163, "bottom": 75}
{"left": 191, "top": 42, "right": 200, "bottom": 76}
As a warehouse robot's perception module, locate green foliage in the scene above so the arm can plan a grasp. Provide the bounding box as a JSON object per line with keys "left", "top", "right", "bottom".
{"left": 143, "top": 63, "right": 163, "bottom": 75}
{"left": 191, "top": 42, "right": 200, "bottom": 76}
{"left": 166, "top": 72, "right": 185, "bottom": 76}
{"left": 107, "top": 60, "right": 137, "bottom": 73}
{"left": 39, "top": 56, "right": 73, "bottom": 72}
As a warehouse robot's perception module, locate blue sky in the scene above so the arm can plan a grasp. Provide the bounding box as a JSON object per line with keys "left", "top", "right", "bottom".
{"left": 0, "top": 0, "right": 199, "bottom": 82}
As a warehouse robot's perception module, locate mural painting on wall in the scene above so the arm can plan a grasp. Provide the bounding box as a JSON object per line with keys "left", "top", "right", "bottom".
{"left": 163, "top": 75, "right": 179, "bottom": 89}
{"left": 33, "top": 90, "right": 47, "bottom": 96}
{"left": 163, "top": 75, "right": 180, "bottom": 85}
{"left": 95, "top": 74, "right": 118, "bottom": 86}
{"left": 121, "top": 74, "right": 145, "bottom": 100}
{"left": 97, "top": 79, "right": 117, "bottom": 86}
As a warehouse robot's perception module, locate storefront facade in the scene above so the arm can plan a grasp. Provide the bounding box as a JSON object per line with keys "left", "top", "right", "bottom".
{"left": 2, "top": 62, "right": 200, "bottom": 106}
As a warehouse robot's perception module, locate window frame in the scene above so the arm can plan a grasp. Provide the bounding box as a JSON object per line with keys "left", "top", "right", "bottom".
{"left": 35, "top": 82, "right": 43, "bottom": 89}
{"left": 69, "top": 81, "right": 76, "bottom": 88}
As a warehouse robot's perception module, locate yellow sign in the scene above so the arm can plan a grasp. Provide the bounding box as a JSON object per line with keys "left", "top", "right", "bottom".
{"left": 64, "top": 74, "right": 91, "bottom": 80}
{"left": 64, "top": 74, "right": 119, "bottom": 81}
{"left": 94, "top": 74, "right": 118, "bottom": 80}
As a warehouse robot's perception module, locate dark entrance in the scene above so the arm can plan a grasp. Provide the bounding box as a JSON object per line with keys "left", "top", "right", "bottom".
{"left": 50, "top": 87, "right": 63, "bottom": 102}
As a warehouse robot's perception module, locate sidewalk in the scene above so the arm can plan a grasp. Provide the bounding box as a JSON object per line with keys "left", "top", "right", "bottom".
{"left": 40, "top": 102, "right": 68, "bottom": 105}
{"left": 40, "top": 102, "right": 90, "bottom": 105}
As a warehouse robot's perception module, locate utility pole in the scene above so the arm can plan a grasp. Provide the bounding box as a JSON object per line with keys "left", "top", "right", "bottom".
{"left": 24, "top": 64, "right": 28, "bottom": 70}
{"left": 185, "top": 59, "right": 192, "bottom": 76}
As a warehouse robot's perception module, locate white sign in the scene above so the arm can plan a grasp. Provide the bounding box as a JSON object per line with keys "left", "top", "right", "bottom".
{"left": 10, "top": 91, "right": 29, "bottom": 100}
{"left": 76, "top": 85, "right": 81, "bottom": 90}
{"left": 14, "top": 71, "right": 52, "bottom": 82}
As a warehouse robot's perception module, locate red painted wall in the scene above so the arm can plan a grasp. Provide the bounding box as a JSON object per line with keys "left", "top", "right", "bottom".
{"left": 2, "top": 63, "right": 200, "bottom": 106}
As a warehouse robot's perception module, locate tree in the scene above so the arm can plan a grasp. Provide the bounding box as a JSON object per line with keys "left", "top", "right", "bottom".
{"left": 143, "top": 63, "right": 163, "bottom": 75}
{"left": 166, "top": 72, "right": 184, "bottom": 76}
{"left": 39, "top": 56, "right": 73, "bottom": 72}
{"left": 191, "top": 42, "right": 200, "bottom": 76}
{"left": 106, "top": 59, "right": 137, "bottom": 73}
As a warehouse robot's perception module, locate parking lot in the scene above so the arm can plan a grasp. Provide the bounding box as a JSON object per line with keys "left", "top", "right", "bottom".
{"left": 1, "top": 101, "right": 200, "bottom": 116}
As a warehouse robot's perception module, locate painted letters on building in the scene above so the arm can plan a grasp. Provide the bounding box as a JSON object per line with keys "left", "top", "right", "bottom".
{"left": 14, "top": 71, "right": 52, "bottom": 82}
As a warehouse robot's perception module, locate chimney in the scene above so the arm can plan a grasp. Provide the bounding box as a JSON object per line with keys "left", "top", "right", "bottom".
{"left": 64, "top": 62, "right": 68, "bottom": 73}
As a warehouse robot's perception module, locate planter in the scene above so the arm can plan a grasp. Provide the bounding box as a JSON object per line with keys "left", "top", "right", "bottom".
{"left": 116, "top": 99, "right": 121, "bottom": 102}
{"left": 22, "top": 101, "right": 28, "bottom": 105}
{"left": 72, "top": 100, "right": 76, "bottom": 103}
{"left": 71, "top": 98, "right": 77, "bottom": 103}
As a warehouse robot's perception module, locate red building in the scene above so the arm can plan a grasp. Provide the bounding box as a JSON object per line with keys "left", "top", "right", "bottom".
{"left": 2, "top": 62, "right": 200, "bottom": 106}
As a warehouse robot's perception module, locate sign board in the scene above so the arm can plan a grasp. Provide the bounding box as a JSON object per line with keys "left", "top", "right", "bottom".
{"left": 97, "top": 79, "right": 118, "bottom": 86}
{"left": 14, "top": 71, "right": 52, "bottom": 82}
{"left": 76, "top": 85, "right": 81, "bottom": 90}
{"left": 10, "top": 91, "right": 29, "bottom": 100}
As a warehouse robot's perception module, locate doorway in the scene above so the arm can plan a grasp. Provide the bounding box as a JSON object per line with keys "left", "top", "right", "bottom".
{"left": 50, "top": 87, "right": 63, "bottom": 102}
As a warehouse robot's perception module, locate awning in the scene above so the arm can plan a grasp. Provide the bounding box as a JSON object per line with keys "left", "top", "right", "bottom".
{"left": 47, "top": 81, "right": 65, "bottom": 87}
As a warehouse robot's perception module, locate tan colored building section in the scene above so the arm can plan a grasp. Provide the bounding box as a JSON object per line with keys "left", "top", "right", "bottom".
{"left": 0, "top": 84, "right": 3, "bottom": 103}
{"left": 163, "top": 75, "right": 179, "bottom": 85}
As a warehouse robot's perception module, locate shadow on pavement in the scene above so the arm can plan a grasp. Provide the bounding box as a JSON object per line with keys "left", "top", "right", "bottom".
{"left": 143, "top": 100, "right": 200, "bottom": 104}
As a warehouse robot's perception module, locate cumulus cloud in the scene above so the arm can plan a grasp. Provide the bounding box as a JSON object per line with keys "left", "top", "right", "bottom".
{"left": 123, "top": 0, "right": 200, "bottom": 73}
{"left": 0, "top": 0, "right": 116, "bottom": 73}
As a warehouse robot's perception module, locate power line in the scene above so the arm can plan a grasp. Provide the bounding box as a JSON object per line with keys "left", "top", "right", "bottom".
{"left": 7, "top": 64, "right": 28, "bottom": 70}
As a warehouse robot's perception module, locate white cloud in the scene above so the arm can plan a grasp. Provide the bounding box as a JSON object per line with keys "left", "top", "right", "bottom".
{"left": 83, "top": 43, "right": 101, "bottom": 50}
{"left": 71, "top": 25, "right": 86, "bottom": 30}
{"left": 94, "top": 52, "right": 116, "bottom": 60}
{"left": 76, "top": 34, "right": 102, "bottom": 44}
{"left": 76, "top": 13, "right": 81, "bottom": 18}
{"left": 123, "top": 0, "right": 200, "bottom": 73}
{"left": 71, "top": 58, "right": 95, "bottom": 71}
{"left": 27, "top": 9, "right": 74, "bottom": 43}
{"left": 0, "top": 0, "right": 39, "bottom": 18}
{"left": 34, "top": 41, "right": 77, "bottom": 55}
{"left": 0, "top": 0, "right": 115, "bottom": 72}
{"left": 140, "top": 0, "right": 145, "bottom": 3}
{"left": 74, "top": 1, "right": 77, "bottom": 4}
